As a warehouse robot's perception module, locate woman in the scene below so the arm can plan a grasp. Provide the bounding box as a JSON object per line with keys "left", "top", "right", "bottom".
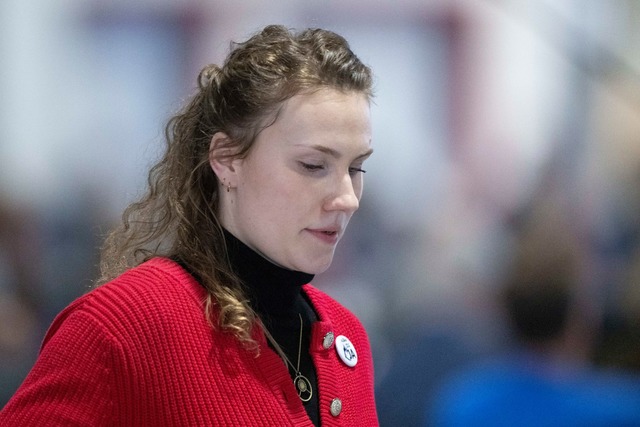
{"left": 0, "top": 25, "right": 378, "bottom": 426}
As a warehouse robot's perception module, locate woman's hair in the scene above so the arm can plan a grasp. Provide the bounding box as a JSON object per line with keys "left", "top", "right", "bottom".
{"left": 98, "top": 25, "right": 373, "bottom": 348}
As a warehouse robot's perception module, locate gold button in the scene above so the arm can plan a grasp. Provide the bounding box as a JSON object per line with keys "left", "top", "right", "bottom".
{"left": 330, "top": 398, "right": 342, "bottom": 417}
{"left": 322, "top": 331, "right": 334, "bottom": 349}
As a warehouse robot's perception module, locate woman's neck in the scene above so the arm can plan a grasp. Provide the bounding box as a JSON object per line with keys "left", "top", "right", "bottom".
{"left": 223, "top": 229, "right": 314, "bottom": 324}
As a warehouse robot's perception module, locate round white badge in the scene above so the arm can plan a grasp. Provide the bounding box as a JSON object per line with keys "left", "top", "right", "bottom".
{"left": 335, "top": 335, "right": 358, "bottom": 367}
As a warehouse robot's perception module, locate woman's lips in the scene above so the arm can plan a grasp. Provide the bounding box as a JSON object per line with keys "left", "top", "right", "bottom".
{"left": 306, "top": 228, "right": 340, "bottom": 244}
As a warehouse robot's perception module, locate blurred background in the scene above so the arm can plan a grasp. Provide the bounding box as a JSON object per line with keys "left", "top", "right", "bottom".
{"left": 2, "top": 0, "right": 640, "bottom": 425}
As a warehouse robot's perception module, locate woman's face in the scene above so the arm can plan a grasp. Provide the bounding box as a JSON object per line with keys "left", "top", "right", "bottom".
{"left": 219, "top": 89, "right": 372, "bottom": 274}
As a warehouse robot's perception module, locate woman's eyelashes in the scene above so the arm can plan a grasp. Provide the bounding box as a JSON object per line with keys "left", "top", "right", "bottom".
{"left": 349, "top": 166, "right": 366, "bottom": 175}
{"left": 299, "top": 161, "right": 367, "bottom": 176}
{"left": 300, "top": 162, "right": 324, "bottom": 172}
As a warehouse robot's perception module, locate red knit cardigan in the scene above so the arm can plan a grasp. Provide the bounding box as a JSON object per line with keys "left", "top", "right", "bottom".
{"left": 0, "top": 258, "right": 378, "bottom": 426}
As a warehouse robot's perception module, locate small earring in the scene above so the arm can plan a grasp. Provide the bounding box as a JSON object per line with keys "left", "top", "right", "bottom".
{"left": 226, "top": 183, "right": 231, "bottom": 193}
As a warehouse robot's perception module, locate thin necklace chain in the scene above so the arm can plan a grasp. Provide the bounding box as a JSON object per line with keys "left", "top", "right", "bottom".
{"left": 264, "top": 313, "right": 313, "bottom": 402}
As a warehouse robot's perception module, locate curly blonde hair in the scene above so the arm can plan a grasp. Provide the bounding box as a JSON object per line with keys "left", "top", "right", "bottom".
{"left": 98, "top": 25, "right": 373, "bottom": 347}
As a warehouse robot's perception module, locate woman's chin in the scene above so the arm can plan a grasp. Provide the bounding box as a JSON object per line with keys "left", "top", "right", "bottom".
{"left": 294, "top": 258, "right": 333, "bottom": 275}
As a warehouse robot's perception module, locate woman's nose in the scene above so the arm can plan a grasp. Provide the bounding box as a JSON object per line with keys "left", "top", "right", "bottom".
{"left": 324, "top": 175, "right": 360, "bottom": 213}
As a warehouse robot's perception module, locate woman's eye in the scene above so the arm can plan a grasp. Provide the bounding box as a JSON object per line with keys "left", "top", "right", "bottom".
{"left": 300, "top": 162, "right": 324, "bottom": 172}
{"left": 349, "top": 167, "right": 367, "bottom": 175}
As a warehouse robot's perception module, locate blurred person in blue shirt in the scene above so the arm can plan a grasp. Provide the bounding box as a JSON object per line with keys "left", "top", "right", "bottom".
{"left": 426, "top": 196, "right": 640, "bottom": 427}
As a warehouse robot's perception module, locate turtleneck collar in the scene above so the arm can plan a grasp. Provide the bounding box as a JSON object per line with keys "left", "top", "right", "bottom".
{"left": 223, "top": 229, "right": 315, "bottom": 322}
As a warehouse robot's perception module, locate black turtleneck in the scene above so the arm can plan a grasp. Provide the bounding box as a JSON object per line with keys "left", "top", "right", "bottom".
{"left": 223, "top": 229, "right": 320, "bottom": 426}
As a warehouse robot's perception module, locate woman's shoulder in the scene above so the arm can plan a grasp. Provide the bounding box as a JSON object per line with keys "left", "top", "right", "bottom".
{"left": 107, "top": 257, "right": 200, "bottom": 291}
{"left": 45, "top": 258, "right": 206, "bottom": 342}
{"left": 90, "top": 257, "right": 204, "bottom": 309}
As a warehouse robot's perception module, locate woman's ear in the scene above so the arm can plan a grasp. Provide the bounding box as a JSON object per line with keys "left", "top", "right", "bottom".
{"left": 209, "top": 132, "right": 238, "bottom": 186}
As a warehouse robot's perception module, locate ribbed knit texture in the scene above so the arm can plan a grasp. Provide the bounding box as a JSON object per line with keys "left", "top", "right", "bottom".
{"left": 0, "top": 258, "right": 378, "bottom": 426}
